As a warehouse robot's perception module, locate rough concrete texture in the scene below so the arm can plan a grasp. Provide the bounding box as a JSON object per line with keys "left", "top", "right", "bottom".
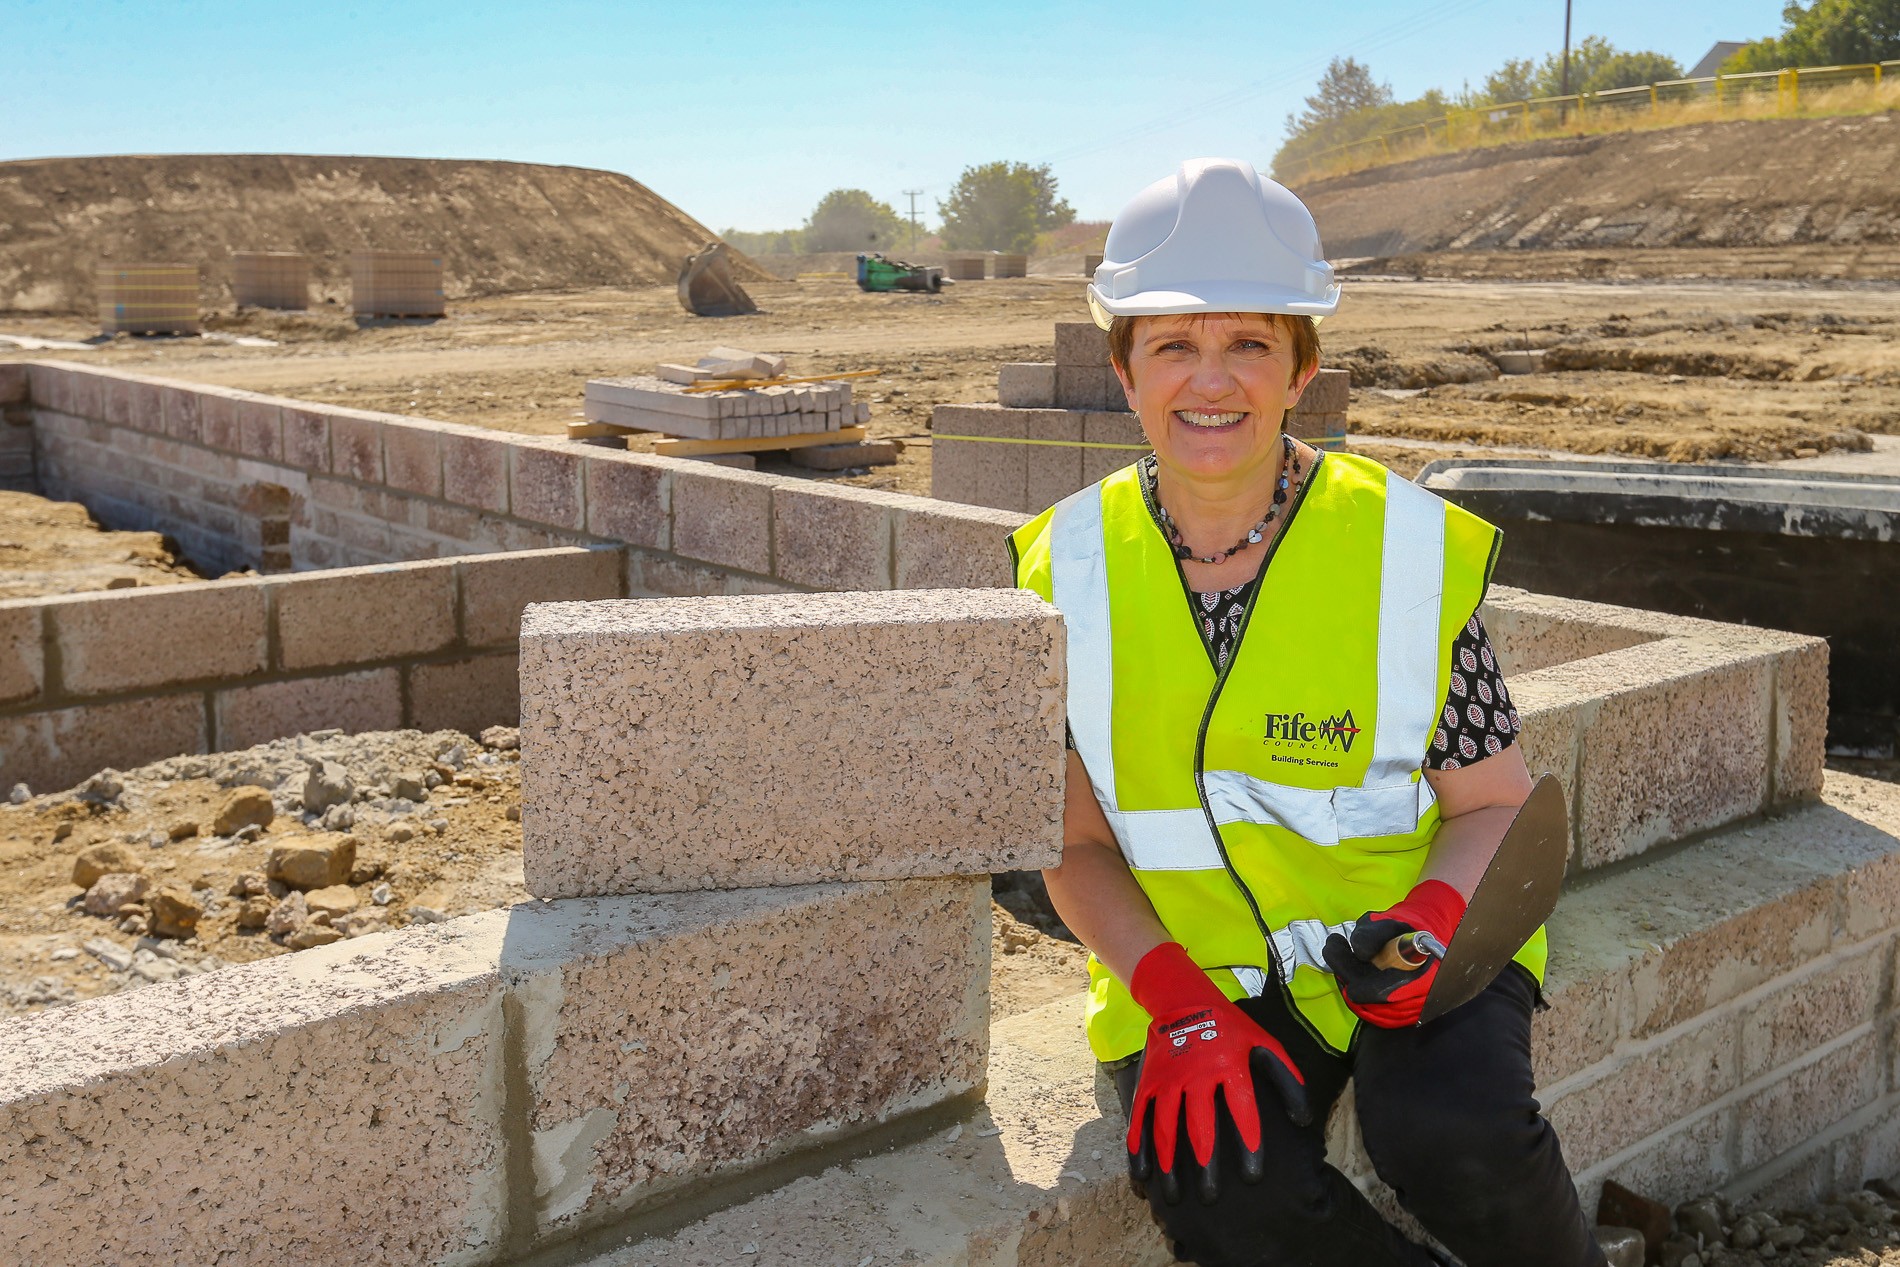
{"left": 578, "top": 999, "right": 1167, "bottom": 1267}
{"left": 0, "top": 878, "right": 990, "bottom": 1266}
{"left": 518, "top": 590, "right": 1064, "bottom": 898}
{"left": 997, "top": 362, "right": 1056, "bottom": 409}
{"left": 50, "top": 578, "right": 268, "bottom": 695}
{"left": 0, "top": 602, "right": 43, "bottom": 705}
{"left": 459, "top": 546, "right": 625, "bottom": 647}
{"left": 271, "top": 559, "right": 459, "bottom": 670}
{"left": 893, "top": 500, "right": 1029, "bottom": 591}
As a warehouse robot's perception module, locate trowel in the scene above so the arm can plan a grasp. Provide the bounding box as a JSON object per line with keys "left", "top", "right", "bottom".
{"left": 1374, "top": 773, "right": 1570, "bottom": 1024}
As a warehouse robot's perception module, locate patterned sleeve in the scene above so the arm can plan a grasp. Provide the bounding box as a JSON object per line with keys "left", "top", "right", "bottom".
{"left": 1426, "top": 612, "right": 1520, "bottom": 771}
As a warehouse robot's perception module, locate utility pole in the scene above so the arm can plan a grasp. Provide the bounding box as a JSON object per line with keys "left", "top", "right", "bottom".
{"left": 902, "top": 189, "right": 924, "bottom": 252}
{"left": 1560, "top": 0, "right": 1573, "bottom": 97}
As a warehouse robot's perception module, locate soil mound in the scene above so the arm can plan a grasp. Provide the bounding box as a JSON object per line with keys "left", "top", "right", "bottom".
{"left": 1299, "top": 116, "right": 1900, "bottom": 260}
{"left": 0, "top": 153, "right": 769, "bottom": 313}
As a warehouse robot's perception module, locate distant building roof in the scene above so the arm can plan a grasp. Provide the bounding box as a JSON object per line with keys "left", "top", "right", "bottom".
{"left": 1689, "top": 41, "right": 1747, "bottom": 78}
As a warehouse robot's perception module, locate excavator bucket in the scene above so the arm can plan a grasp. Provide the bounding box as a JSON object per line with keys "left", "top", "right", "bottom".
{"left": 677, "top": 242, "right": 757, "bottom": 318}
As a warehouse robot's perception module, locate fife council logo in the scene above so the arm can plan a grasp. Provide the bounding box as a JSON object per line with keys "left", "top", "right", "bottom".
{"left": 1262, "top": 709, "right": 1362, "bottom": 754}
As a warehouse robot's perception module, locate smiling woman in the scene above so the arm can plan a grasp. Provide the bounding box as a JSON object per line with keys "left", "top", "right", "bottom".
{"left": 1006, "top": 158, "right": 1605, "bottom": 1267}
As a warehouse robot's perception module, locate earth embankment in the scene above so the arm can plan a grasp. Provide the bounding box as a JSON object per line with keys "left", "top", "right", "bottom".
{"left": 1298, "top": 116, "right": 1900, "bottom": 273}
{"left": 0, "top": 153, "right": 768, "bottom": 313}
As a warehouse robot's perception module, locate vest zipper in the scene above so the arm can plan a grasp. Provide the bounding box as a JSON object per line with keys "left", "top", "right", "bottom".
{"left": 1170, "top": 453, "right": 1341, "bottom": 1052}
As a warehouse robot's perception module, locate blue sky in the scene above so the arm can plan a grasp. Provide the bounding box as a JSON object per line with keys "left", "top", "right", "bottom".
{"left": 5, "top": 1, "right": 1787, "bottom": 231}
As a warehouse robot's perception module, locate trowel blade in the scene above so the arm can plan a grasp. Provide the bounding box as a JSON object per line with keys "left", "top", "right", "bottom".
{"left": 1418, "top": 772, "right": 1570, "bottom": 1025}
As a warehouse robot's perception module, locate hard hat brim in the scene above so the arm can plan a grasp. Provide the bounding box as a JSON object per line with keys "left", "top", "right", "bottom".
{"left": 1088, "top": 280, "right": 1340, "bottom": 328}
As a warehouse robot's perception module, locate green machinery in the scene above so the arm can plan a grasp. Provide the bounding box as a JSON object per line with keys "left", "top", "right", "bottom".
{"left": 856, "top": 253, "right": 948, "bottom": 293}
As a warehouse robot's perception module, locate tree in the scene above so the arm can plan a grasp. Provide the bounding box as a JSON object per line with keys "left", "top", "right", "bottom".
{"left": 1480, "top": 58, "right": 1539, "bottom": 104}
{"left": 801, "top": 189, "right": 909, "bottom": 253}
{"left": 721, "top": 227, "right": 803, "bottom": 256}
{"left": 1579, "top": 49, "right": 1684, "bottom": 93}
{"left": 1727, "top": 0, "right": 1900, "bottom": 71}
{"left": 1286, "top": 58, "right": 1394, "bottom": 136}
{"left": 937, "top": 162, "right": 1075, "bottom": 253}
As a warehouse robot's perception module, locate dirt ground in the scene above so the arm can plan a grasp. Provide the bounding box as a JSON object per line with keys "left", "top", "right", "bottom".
{"left": 6, "top": 271, "right": 1894, "bottom": 506}
{"left": 0, "top": 489, "right": 208, "bottom": 597}
{"left": 0, "top": 726, "right": 1089, "bottom": 1023}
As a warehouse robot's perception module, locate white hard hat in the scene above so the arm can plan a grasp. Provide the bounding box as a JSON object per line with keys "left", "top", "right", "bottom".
{"left": 1088, "top": 157, "right": 1340, "bottom": 330}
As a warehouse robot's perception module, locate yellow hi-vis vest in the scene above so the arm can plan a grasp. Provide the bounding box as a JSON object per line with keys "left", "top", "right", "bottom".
{"left": 1010, "top": 452, "right": 1548, "bottom": 1062}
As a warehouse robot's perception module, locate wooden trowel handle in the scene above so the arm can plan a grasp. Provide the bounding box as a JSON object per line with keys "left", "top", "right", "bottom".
{"left": 1372, "top": 930, "right": 1448, "bottom": 972}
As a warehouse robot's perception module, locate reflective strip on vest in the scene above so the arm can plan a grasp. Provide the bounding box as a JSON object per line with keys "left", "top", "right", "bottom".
{"left": 1048, "top": 470, "right": 1450, "bottom": 874}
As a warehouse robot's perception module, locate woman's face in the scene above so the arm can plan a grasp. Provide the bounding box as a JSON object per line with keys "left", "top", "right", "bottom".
{"left": 1115, "top": 313, "right": 1315, "bottom": 486}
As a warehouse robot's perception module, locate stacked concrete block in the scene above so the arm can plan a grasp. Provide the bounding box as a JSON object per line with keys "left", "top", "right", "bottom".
{"left": 97, "top": 263, "right": 200, "bottom": 335}
{"left": 0, "top": 362, "right": 30, "bottom": 491}
{"left": 997, "top": 361, "right": 1055, "bottom": 408}
{"left": 945, "top": 253, "right": 987, "bottom": 281}
{"left": 1084, "top": 251, "right": 1105, "bottom": 274}
{"left": 0, "top": 880, "right": 991, "bottom": 1265}
{"left": 583, "top": 374, "right": 861, "bottom": 441}
{"left": 231, "top": 252, "right": 310, "bottom": 310}
{"left": 350, "top": 249, "right": 445, "bottom": 317}
{"left": 518, "top": 589, "right": 1065, "bottom": 896}
{"left": 1287, "top": 366, "right": 1350, "bottom": 449}
{"left": 992, "top": 252, "right": 1029, "bottom": 278}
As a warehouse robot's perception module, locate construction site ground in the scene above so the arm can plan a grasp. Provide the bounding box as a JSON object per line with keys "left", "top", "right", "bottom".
{"left": 2, "top": 268, "right": 1895, "bottom": 508}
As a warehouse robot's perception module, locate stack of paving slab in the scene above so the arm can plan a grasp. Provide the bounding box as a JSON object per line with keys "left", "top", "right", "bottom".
{"left": 97, "top": 263, "right": 201, "bottom": 335}
{"left": 584, "top": 348, "right": 871, "bottom": 443}
{"left": 350, "top": 249, "right": 445, "bottom": 318}
{"left": 932, "top": 320, "right": 1350, "bottom": 514}
{"left": 992, "top": 252, "right": 1028, "bottom": 279}
{"left": 945, "top": 253, "right": 987, "bottom": 281}
{"left": 231, "top": 251, "right": 310, "bottom": 310}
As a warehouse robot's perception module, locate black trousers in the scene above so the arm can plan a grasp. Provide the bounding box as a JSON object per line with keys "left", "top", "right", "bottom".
{"left": 1112, "top": 967, "right": 1605, "bottom": 1267}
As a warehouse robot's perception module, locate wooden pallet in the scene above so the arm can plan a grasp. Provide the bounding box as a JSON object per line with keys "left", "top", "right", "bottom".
{"left": 566, "top": 420, "right": 866, "bottom": 456}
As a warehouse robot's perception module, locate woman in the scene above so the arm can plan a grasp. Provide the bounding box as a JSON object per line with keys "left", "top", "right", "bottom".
{"left": 1009, "top": 159, "right": 1604, "bottom": 1267}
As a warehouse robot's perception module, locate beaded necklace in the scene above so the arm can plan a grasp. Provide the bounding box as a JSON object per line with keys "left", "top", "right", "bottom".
{"left": 1146, "top": 433, "right": 1303, "bottom": 565}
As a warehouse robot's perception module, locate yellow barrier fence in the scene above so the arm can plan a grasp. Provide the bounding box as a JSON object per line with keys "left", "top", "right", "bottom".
{"left": 1298, "top": 60, "right": 1899, "bottom": 182}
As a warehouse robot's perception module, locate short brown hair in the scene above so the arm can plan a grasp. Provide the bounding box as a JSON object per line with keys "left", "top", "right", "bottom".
{"left": 1107, "top": 313, "right": 1321, "bottom": 388}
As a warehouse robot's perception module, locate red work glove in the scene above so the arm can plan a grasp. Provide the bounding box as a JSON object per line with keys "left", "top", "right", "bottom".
{"left": 1125, "top": 942, "right": 1311, "bottom": 1206}
{"left": 1321, "top": 879, "right": 1467, "bottom": 1029}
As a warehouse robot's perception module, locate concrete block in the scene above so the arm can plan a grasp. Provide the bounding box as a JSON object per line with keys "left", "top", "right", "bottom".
{"left": 1531, "top": 965, "right": 1630, "bottom": 1086}
{"left": 518, "top": 589, "right": 1065, "bottom": 897}
{"left": 235, "top": 394, "right": 285, "bottom": 461}
{"left": 406, "top": 654, "right": 519, "bottom": 735}
{"left": 160, "top": 384, "right": 203, "bottom": 443}
{"left": 1544, "top": 1010, "right": 1742, "bottom": 1171}
{"left": 0, "top": 362, "right": 27, "bottom": 405}
{"left": 893, "top": 502, "right": 1030, "bottom": 590}
{"left": 1774, "top": 638, "right": 1829, "bottom": 801}
{"left": 1830, "top": 1094, "right": 1900, "bottom": 1193}
{"left": 512, "top": 879, "right": 990, "bottom": 1236}
{"left": 0, "top": 602, "right": 43, "bottom": 705}
{"left": 1739, "top": 945, "right": 1883, "bottom": 1081}
{"left": 623, "top": 551, "right": 737, "bottom": 599}
{"left": 510, "top": 442, "right": 585, "bottom": 531}
{"left": 1024, "top": 410, "right": 1084, "bottom": 513}
{"left": 0, "top": 915, "right": 509, "bottom": 1266}
{"left": 51, "top": 580, "right": 268, "bottom": 695}
{"left": 327, "top": 409, "right": 384, "bottom": 483}
{"left": 440, "top": 428, "right": 512, "bottom": 514}
{"left": 100, "top": 374, "right": 134, "bottom": 426}
{"left": 24, "top": 363, "right": 73, "bottom": 413}
{"left": 279, "top": 405, "right": 330, "bottom": 472}
{"left": 671, "top": 465, "right": 777, "bottom": 575}
{"left": 1577, "top": 1111, "right": 1732, "bottom": 1217}
{"left": 998, "top": 362, "right": 1056, "bottom": 408}
{"left": 1054, "top": 321, "right": 1110, "bottom": 368}
{"left": 1286, "top": 410, "right": 1346, "bottom": 449}
{"left": 213, "top": 667, "right": 404, "bottom": 750}
{"left": 931, "top": 404, "right": 1026, "bottom": 513}
{"left": 198, "top": 389, "right": 242, "bottom": 451}
{"left": 582, "top": 451, "right": 670, "bottom": 550}
{"left": 1056, "top": 365, "right": 1126, "bottom": 412}
{"left": 459, "top": 546, "right": 624, "bottom": 647}
{"left": 69, "top": 371, "right": 102, "bottom": 420}
{"left": 1569, "top": 638, "right": 1774, "bottom": 866}
{"left": 382, "top": 421, "right": 443, "bottom": 497}
{"left": 1480, "top": 588, "right": 1662, "bottom": 677}
{"left": 1736, "top": 1031, "right": 1883, "bottom": 1169}
{"left": 1083, "top": 410, "right": 1148, "bottom": 485}
{"left": 125, "top": 379, "right": 165, "bottom": 432}
{"left": 1294, "top": 367, "right": 1352, "bottom": 415}
{"left": 270, "top": 560, "right": 457, "bottom": 671}
{"left": 0, "top": 694, "right": 206, "bottom": 795}
{"left": 770, "top": 482, "right": 904, "bottom": 590}
{"left": 1508, "top": 681, "right": 1584, "bottom": 804}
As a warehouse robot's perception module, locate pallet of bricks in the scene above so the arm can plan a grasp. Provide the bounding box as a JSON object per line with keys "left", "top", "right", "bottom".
{"left": 351, "top": 249, "right": 445, "bottom": 318}
{"left": 97, "top": 263, "right": 200, "bottom": 335}
{"left": 930, "top": 321, "right": 1349, "bottom": 513}
{"left": 231, "top": 252, "right": 310, "bottom": 311}
{"left": 575, "top": 347, "right": 889, "bottom": 470}
{"left": 944, "top": 254, "right": 987, "bottom": 281}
